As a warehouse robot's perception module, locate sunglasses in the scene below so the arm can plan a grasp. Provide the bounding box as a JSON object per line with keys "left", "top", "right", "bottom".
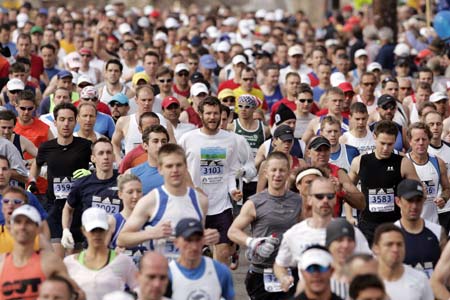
{"left": 222, "top": 97, "right": 235, "bottom": 104}
{"left": 311, "top": 193, "right": 335, "bottom": 200}
{"left": 2, "top": 198, "right": 24, "bottom": 205}
{"left": 19, "top": 106, "right": 34, "bottom": 111}
{"left": 382, "top": 77, "right": 397, "bottom": 84}
{"left": 381, "top": 104, "right": 396, "bottom": 111}
{"left": 362, "top": 82, "right": 376, "bottom": 87}
{"left": 81, "top": 54, "right": 91, "bottom": 58}
{"left": 81, "top": 98, "right": 97, "bottom": 102}
{"left": 123, "top": 48, "right": 136, "bottom": 52}
{"left": 159, "top": 78, "right": 173, "bottom": 83}
{"left": 298, "top": 99, "right": 313, "bottom": 104}
{"left": 305, "top": 265, "right": 330, "bottom": 274}
{"left": 399, "top": 86, "right": 411, "bottom": 90}
{"left": 177, "top": 72, "right": 189, "bottom": 77}
{"left": 110, "top": 102, "right": 127, "bottom": 108}
{"left": 242, "top": 78, "right": 254, "bottom": 82}
{"left": 9, "top": 90, "right": 21, "bottom": 94}
{"left": 238, "top": 104, "right": 252, "bottom": 109}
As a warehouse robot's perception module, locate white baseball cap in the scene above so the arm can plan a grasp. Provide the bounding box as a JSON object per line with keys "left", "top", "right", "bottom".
{"left": 330, "top": 72, "right": 346, "bottom": 87}
{"left": 394, "top": 43, "right": 410, "bottom": 57}
{"left": 216, "top": 41, "right": 230, "bottom": 53}
{"left": 7, "top": 78, "right": 25, "bottom": 91}
{"left": 165, "top": 17, "right": 179, "bottom": 29}
{"left": 430, "top": 91, "right": 448, "bottom": 103}
{"left": 299, "top": 247, "right": 332, "bottom": 270}
{"left": 354, "top": 49, "right": 368, "bottom": 58}
{"left": 174, "top": 63, "right": 189, "bottom": 74}
{"left": 190, "top": 82, "right": 208, "bottom": 96}
{"left": 232, "top": 54, "right": 247, "bottom": 65}
{"left": 153, "top": 31, "right": 168, "bottom": 43}
{"left": 118, "top": 23, "right": 132, "bottom": 35}
{"left": 16, "top": 13, "right": 28, "bottom": 28}
{"left": 288, "top": 45, "right": 303, "bottom": 56}
{"left": 367, "top": 62, "right": 382, "bottom": 72}
{"left": 82, "top": 207, "right": 109, "bottom": 232}
{"left": 11, "top": 205, "right": 41, "bottom": 226}
{"left": 77, "top": 75, "right": 93, "bottom": 86}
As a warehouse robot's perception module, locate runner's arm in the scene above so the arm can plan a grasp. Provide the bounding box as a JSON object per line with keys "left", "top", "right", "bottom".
{"left": 431, "top": 241, "right": 450, "bottom": 300}
{"left": 338, "top": 169, "right": 366, "bottom": 210}
{"left": 111, "top": 117, "right": 125, "bottom": 163}
{"left": 227, "top": 200, "right": 256, "bottom": 246}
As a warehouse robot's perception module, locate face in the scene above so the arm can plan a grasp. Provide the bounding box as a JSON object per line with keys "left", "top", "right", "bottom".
{"left": 327, "top": 93, "right": 344, "bottom": 114}
{"left": 162, "top": 103, "right": 181, "bottom": 122}
{"left": 1, "top": 191, "right": 26, "bottom": 224}
{"left": 395, "top": 64, "right": 409, "bottom": 77}
{"left": 377, "top": 102, "right": 397, "bottom": 121}
{"left": 383, "top": 82, "right": 399, "bottom": 99}
{"left": 350, "top": 112, "right": 369, "bottom": 133}
{"left": 158, "top": 153, "right": 187, "bottom": 187}
{"left": 238, "top": 102, "right": 256, "bottom": 120}
{"left": 137, "top": 256, "right": 169, "bottom": 300}
{"left": 175, "top": 70, "right": 189, "bottom": 86}
{"left": 355, "top": 288, "right": 386, "bottom": 300}
{"left": 57, "top": 78, "right": 73, "bottom": 90}
{"left": 396, "top": 196, "right": 424, "bottom": 221}
{"left": 77, "top": 105, "right": 96, "bottom": 131}
{"left": 53, "top": 90, "right": 71, "bottom": 106}
{"left": 144, "top": 132, "right": 168, "bottom": 158}
{"left": 54, "top": 109, "right": 76, "bottom": 138}
{"left": 265, "top": 158, "right": 289, "bottom": 191}
{"left": 144, "top": 55, "right": 159, "bottom": 76}
{"left": 273, "top": 137, "right": 294, "bottom": 154}
{"left": 301, "top": 266, "right": 332, "bottom": 295}
{"left": 119, "top": 180, "right": 142, "bottom": 211}
{"left": 41, "top": 47, "right": 56, "bottom": 68}
{"left": 418, "top": 72, "right": 433, "bottom": 85}
{"left": 296, "top": 174, "right": 320, "bottom": 197}
{"left": 288, "top": 54, "right": 302, "bottom": 69}
{"left": 425, "top": 113, "right": 443, "bottom": 140}
{"left": 409, "top": 128, "right": 430, "bottom": 156}
{"left": 286, "top": 75, "right": 301, "bottom": 97}
{"left": 329, "top": 236, "right": 356, "bottom": 265}
{"left": 122, "top": 42, "right": 137, "bottom": 60}
{"left": 434, "top": 99, "right": 448, "bottom": 116}
{"left": 309, "top": 180, "right": 336, "bottom": 217}
{"left": 136, "top": 89, "right": 154, "bottom": 113}
{"left": 80, "top": 52, "right": 92, "bottom": 66}
{"left": 355, "top": 55, "right": 368, "bottom": 69}
{"left": 175, "top": 234, "right": 204, "bottom": 261}
{"left": 321, "top": 124, "right": 341, "bottom": 146}
{"left": 220, "top": 111, "right": 230, "bottom": 130}
{"left": 240, "top": 70, "right": 256, "bottom": 91}
{"left": 109, "top": 102, "right": 129, "bottom": 119}
{"left": 0, "top": 159, "right": 10, "bottom": 189}
{"left": 91, "top": 142, "right": 114, "bottom": 173}
{"left": 0, "top": 119, "right": 14, "bottom": 140}
{"left": 17, "top": 37, "right": 31, "bottom": 56}
{"left": 200, "top": 104, "right": 221, "bottom": 132}
{"left": 157, "top": 74, "right": 173, "bottom": 94}
{"left": 360, "top": 75, "right": 376, "bottom": 97}
{"left": 317, "top": 65, "right": 331, "bottom": 84}
{"left": 105, "top": 63, "right": 121, "bottom": 84}
{"left": 266, "top": 69, "right": 280, "bottom": 86}
{"left": 373, "top": 231, "right": 405, "bottom": 268}
{"left": 309, "top": 145, "right": 331, "bottom": 168}
{"left": 10, "top": 214, "right": 39, "bottom": 244}
{"left": 38, "top": 281, "right": 72, "bottom": 300}
{"left": 312, "top": 50, "right": 325, "bottom": 68}
{"left": 374, "top": 133, "right": 396, "bottom": 159}
{"left": 415, "top": 88, "right": 431, "bottom": 105}
{"left": 16, "top": 100, "right": 35, "bottom": 124}
{"left": 398, "top": 80, "right": 412, "bottom": 100}
{"left": 187, "top": 59, "right": 198, "bottom": 73}
{"left": 297, "top": 92, "right": 313, "bottom": 113}
{"left": 83, "top": 227, "right": 107, "bottom": 247}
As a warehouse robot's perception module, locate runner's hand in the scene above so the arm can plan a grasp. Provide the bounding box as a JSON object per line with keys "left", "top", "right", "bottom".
{"left": 281, "top": 275, "right": 294, "bottom": 292}
{"left": 61, "top": 228, "right": 74, "bottom": 249}
{"left": 149, "top": 221, "right": 172, "bottom": 239}
{"left": 27, "top": 181, "right": 39, "bottom": 194}
{"left": 434, "top": 197, "right": 446, "bottom": 209}
{"left": 230, "top": 189, "right": 243, "bottom": 202}
{"left": 247, "top": 237, "right": 278, "bottom": 258}
{"left": 204, "top": 228, "right": 220, "bottom": 245}
{"left": 72, "top": 168, "right": 91, "bottom": 179}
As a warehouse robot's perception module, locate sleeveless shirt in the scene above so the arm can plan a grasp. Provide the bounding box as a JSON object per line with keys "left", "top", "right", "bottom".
{"left": 233, "top": 119, "right": 265, "bottom": 158}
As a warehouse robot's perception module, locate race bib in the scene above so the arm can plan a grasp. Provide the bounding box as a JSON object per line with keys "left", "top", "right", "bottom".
{"left": 423, "top": 181, "right": 437, "bottom": 202}
{"left": 263, "top": 268, "right": 293, "bottom": 293}
{"left": 200, "top": 147, "right": 226, "bottom": 184}
{"left": 92, "top": 196, "right": 121, "bottom": 214}
{"left": 53, "top": 177, "right": 73, "bottom": 200}
{"left": 154, "top": 238, "right": 179, "bottom": 262}
{"left": 368, "top": 188, "right": 395, "bottom": 212}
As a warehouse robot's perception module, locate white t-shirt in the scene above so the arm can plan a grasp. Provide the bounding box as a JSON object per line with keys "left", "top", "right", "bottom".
{"left": 178, "top": 129, "right": 239, "bottom": 215}
{"left": 383, "top": 265, "right": 434, "bottom": 300}
{"left": 275, "top": 218, "right": 371, "bottom": 268}
{"left": 64, "top": 253, "right": 138, "bottom": 300}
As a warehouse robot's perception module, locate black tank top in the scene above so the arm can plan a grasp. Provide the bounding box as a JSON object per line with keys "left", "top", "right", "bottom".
{"left": 12, "top": 134, "right": 23, "bottom": 159}
{"left": 359, "top": 152, "right": 403, "bottom": 223}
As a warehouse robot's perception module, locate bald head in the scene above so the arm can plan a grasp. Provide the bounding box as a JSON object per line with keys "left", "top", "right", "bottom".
{"left": 138, "top": 252, "right": 169, "bottom": 300}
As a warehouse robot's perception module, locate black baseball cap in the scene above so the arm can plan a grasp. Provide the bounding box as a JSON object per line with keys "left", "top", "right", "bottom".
{"left": 377, "top": 94, "right": 397, "bottom": 107}
{"left": 325, "top": 218, "right": 355, "bottom": 248}
{"left": 395, "top": 57, "right": 409, "bottom": 66}
{"left": 397, "top": 179, "right": 424, "bottom": 200}
{"left": 273, "top": 125, "right": 294, "bottom": 141}
{"left": 175, "top": 218, "right": 204, "bottom": 238}
{"left": 308, "top": 136, "right": 331, "bottom": 150}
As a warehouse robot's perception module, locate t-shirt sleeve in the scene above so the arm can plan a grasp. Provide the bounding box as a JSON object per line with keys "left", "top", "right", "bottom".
{"left": 35, "top": 143, "right": 47, "bottom": 167}
{"left": 27, "top": 192, "right": 48, "bottom": 220}
{"left": 66, "top": 178, "right": 82, "bottom": 207}
{"left": 275, "top": 231, "right": 294, "bottom": 267}
{"left": 107, "top": 117, "right": 115, "bottom": 139}
{"left": 212, "top": 260, "right": 235, "bottom": 300}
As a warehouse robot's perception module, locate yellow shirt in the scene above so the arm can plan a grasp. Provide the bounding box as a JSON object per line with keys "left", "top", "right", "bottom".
{"left": 232, "top": 87, "right": 266, "bottom": 112}
{"left": 0, "top": 225, "right": 40, "bottom": 253}
{"left": 60, "top": 39, "right": 76, "bottom": 54}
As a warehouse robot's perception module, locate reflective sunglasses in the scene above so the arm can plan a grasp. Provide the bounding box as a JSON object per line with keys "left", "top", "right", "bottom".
{"left": 238, "top": 104, "right": 252, "bottom": 109}
{"left": 305, "top": 264, "right": 330, "bottom": 274}
{"left": 2, "top": 198, "right": 24, "bottom": 205}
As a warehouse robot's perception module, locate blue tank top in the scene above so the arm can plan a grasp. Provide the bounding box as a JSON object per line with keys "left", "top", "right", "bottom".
{"left": 264, "top": 85, "right": 283, "bottom": 110}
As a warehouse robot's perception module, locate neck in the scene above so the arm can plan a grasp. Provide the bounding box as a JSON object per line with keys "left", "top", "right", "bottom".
{"left": 121, "top": 207, "right": 133, "bottom": 219}
{"left": 304, "top": 288, "right": 332, "bottom": 300}
{"left": 147, "top": 155, "right": 158, "bottom": 167}
{"left": 125, "top": 57, "right": 137, "bottom": 65}
{"left": 12, "top": 242, "right": 35, "bottom": 262}
{"left": 78, "top": 127, "right": 94, "bottom": 138}
{"left": 107, "top": 81, "right": 121, "bottom": 90}
{"left": 96, "top": 169, "right": 113, "bottom": 180}
{"left": 57, "top": 135, "right": 74, "bottom": 146}
{"left": 286, "top": 93, "right": 297, "bottom": 101}
{"left": 328, "top": 111, "right": 342, "bottom": 120}
{"left": 430, "top": 138, "right": 442, "bottom": 148}
{"left": 330, "top": 143, "right": 340, "bottom": 153}
{"left": 160, "top": 90, "right": 171, "bottom": 98}
{"left": 164, "top": 183, "right": 188, "bottom": 197}
{"left": 238, "top": 117, "right": 254, "bottom": 129}
{"left": 400, "top": 218, "right": 424, "bottom": 233}
{"left": 319, "top": 82, "right": 330, "bottom": 89}
{"left": 178, "top": 255, "right": 202, "bottom": 269}
{"left": 350, "top": 128, "right": 367, "bottom": 138}
{"left": 85, "top": 245, "right": 109, "bottom": 257}
{"left": 262, "top": 83, "right": 274, "bottom": 92}
{"left": 200, "top": 127, "right": 219, "bottom": 136}
{"left": 176, "top": 82, "right": 188, "bottom": 90}
{"left": 268, "top": 186, "right": 285, "bottom": 197}
{"left": 296, "top": 110, "right": 309, "bottom": 117}
{"left": 18, "top": 118, "right": 33, "bottom": 126}
{"left": 309, "top": 215, "right": 332, "bottom": 228}
{"left": 378, "top": 262, "right": 404, "bottom": 281}
{"left": 410, "top": 152, "right": 428, "bottom": 164}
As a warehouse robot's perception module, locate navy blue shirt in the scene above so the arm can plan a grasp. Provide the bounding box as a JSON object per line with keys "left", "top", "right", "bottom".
{"left": 375, "top": 43, "right": 396, "bottom": 70}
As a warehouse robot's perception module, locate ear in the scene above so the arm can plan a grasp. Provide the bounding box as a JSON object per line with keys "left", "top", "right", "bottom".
{"left": 142, "top": 142, "right": 149, "bottom": 152}
{"left": 395, "top": 196, "right": 401, "bottom": 206}
{"left": 372, "top": 243, "right": 379, "bottom": 255}
{"left": 90, "top": 154, "right": 95, "bottom": 164}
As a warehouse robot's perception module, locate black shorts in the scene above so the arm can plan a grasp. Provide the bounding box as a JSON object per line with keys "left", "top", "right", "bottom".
{"left": 48, "top": 200, "right": 83, "bottom": 244}
{"left": 205, "top": 208, "right": 233, "bottom": 244}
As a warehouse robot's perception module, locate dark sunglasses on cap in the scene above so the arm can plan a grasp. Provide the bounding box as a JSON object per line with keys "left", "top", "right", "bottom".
{"left": 9, "top": 90, "right": 21, "bottom": 94}
{"left": 381, "top": 103, "right": 396, "bottom": 110}
{"left": 311, "top": 193, "right": 335, "bottom": 200}
{"left": 221, "top": 97, "right": 235, "bottom": 104}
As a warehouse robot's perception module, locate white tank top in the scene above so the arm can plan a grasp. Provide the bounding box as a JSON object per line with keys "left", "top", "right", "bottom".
{"left": 407, "top": 153, "right": 440, "bottom": 224}
{"left": 100, "top": 84, "right": 128, "bottom": 104}
{"left": 356, "top": 95, "right": 377, "bottom": 114}
{"left": 410, "top": 104, "right": 420, "bottom": 124}
{"left": 428, "top": 142, "right": 450, "bottom": 213}
{"left": 342, "top": 131, "right": 376, "bottom": 154}
{"left": 393, "top": 102, "right": 409, "bottom": 128}
{"left": 330, "top": 145, "right": 352, "bottom": 172}
{"left": 79, "top": 68, "right": 99, "bottom": 85}
{"left": 169, "top": 257, "right": 222, "bottom": 300}
{"left": 123, "top": 113, "right": 141, "bottom": 154}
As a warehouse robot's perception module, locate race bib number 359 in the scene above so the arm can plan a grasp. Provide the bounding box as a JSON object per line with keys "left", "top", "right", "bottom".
{"left": 53, "top": 177, "right": 73, "bottom": 200}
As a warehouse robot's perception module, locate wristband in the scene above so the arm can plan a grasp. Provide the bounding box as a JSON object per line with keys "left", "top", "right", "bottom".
{"left": 246, "top": 237, "right": 253, "bottom": 248}
{"left": 336, "top": 190, "right": 346, "bottom": 199}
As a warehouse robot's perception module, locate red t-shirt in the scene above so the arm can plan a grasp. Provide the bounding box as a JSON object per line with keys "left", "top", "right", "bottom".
{"left": 218, "top": 79, "right": 260, "bottom": 93}
{"left": 74, "top": 100, "right": 111, "bottom": 116}
{"left": 14, "top": 118, "right": 49, "bottom": 159}
{"left": 0, "top": 57, "right": 9, "bottom": 78}
{"left": 29, "top": 54, "right": 44, "bottom": 80}
{"left": 315, "top": 109, "right": 350, "bottom": 119}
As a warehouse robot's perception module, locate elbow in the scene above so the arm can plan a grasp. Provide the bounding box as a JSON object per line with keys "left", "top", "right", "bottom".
{"left": 227, "top": 227, "right": 237, "bottom": 244}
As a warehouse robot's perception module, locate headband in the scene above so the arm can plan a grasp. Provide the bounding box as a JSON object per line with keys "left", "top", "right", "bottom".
{"left": 295, "top": 168, "right": 324, "bottom": 185}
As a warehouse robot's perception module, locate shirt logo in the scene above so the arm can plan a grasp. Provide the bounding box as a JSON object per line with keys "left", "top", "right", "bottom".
{"left": 387, "top": 166, "right": 394, "bottom": 171}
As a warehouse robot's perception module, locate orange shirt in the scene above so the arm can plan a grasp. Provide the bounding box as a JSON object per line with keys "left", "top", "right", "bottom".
{"left": 0, "top": 251, "right": 46, "bottom": 300}
{"left": 14, "top": 118, "right": 50, "bottom": 160}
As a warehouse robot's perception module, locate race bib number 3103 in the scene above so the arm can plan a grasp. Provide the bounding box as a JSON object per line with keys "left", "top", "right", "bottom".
{"left": 200, "top": 147, "right": 226, "bottom": 184}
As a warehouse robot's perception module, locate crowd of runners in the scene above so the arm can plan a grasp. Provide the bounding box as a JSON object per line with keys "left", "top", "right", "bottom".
{"left": 0, "top": 1, "right": 449, "bottom": 300}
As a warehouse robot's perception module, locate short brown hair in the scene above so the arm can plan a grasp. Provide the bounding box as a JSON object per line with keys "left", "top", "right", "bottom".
{"left": 407, "top": 122, "right": 432, "bottom": 140}
{"left": 372, "top": 223, "right": 403, "bottom": 246}
{"left": 157, "top": 143, "right": 186, "bottom": 166}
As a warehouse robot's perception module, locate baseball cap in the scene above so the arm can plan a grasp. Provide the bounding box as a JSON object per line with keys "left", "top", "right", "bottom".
{"left": 190, "top": 72, "right": 204, "bottom": 83}
{"left": 132, "top": 72, "right": 150, "bottom": 86}
{"left": 79, "top": 48, "right": 93, "bottom": 56}
{"left": 394, "top": 43, "right": 410, "bottom": 57}
{"left": 7, "top": 78, "right": 25, "bottom": 91}
{"left": 325, "top": 219, "right": 355, "bottom": 248}
{"left": 190, "top": 35, "right": 202, "bottom": 47}
{"left": 165, "top": 17, "right": 179, "bottom": 29}
{"left": 175, "top": 218, "right": 204, "bottom": 238}
{"left": 354, "top": 49, "right": 368, "bottom": 58}
{"left": 16, "top": 13, "right": 28, "bottom": 28}
{"left": 77, "top": 75, "right": 93, "bottom": 86}
{"left": 199, "top": 54, "right": 217, "bottom": 70}
{"left": 190, "top": 82, "right": 208, "bottom": 96}
{"left": 253, "top": 50, "right": 271, "bottom": 59}
{"left": 118, "top": 23, "right": 132, "bottom": 35}
{"left": 232, "top": 54, "right": 247, "bottom": 65}
{"left": 273, "top": 124, "right": 294, "bottom": 141}
{"left": 66, "top": 52, "right": 81, "bottom": 69}
{"left": 57, "top": 70, "right": 73, "bottom": 80}
{"left": 30, "top": 26, "right": 43, "bottom": 35}
{"left": 174, "top": 63, "right": 189, "bottom": 74}
{"left": 338, "top": 82, "right": 354, "bottom": 93}
{"left": 330, "top": 72, "right": 346, "bottom": 87}
{"left": 367, "top": 62, "right": 382, "bottom": 72}
{"left": 218, "top": 89, "right": 235, "bottom": 101}
{"left": 154, "top": 32, "right": 168, "bottom": 43}
{"left": 430, "top": 91, "right": 448, "bottom": 103}
{"left": 109, "top": 93, "right": 129, "bottom": 105}
{"left": 82, "top": 207, "right": 109, "bottom": 232}
{"left": 11, "top": 205, "right": 41, "bottom": 226}
{"left": 377, "top": 94, "right": 397, "bottom": 107}
{"left": 288, "top": 45, "right": 303, "bottom": 56}
{"left": 80, "top": 86, "right": 98, "bottom": 100}
{"left": 275, "top": 103, "right": 296, "bottom": 126}
{"left": 397, "top": 178, "right": 424, "bottom": 200}
{"left": 299, "top": 245, "right": 333, "bottom": 270}
{"left": 216, "top": 41, "right": 231, "bottom": 53}
{"left": 395, "top": 57, "right": 409, "bottom": 66}
{"left": 162, "top": 96, "right": 180, "bottom": 109}
{"left": 308, "top": 136, "right": 331, "bottom": 150}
